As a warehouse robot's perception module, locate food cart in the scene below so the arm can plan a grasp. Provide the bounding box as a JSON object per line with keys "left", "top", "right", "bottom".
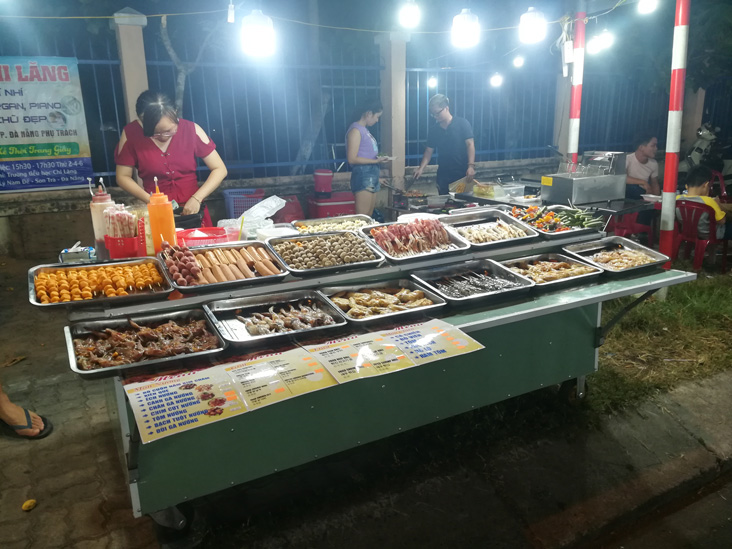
{"left": 31, "top": 212, "right": 695, "bottom": 531}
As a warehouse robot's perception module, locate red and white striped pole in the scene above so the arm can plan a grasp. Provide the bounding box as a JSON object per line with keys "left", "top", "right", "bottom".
{"left": 660, "top": 0, "right": 690, "bottom": 261}
{"left": 568, "top": 1, "right": 586, "bottom": 167}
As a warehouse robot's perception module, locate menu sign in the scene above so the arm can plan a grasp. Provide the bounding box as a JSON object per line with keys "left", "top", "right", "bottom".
{"left": 0, "top": 56, "right": 93, "bottom": 192}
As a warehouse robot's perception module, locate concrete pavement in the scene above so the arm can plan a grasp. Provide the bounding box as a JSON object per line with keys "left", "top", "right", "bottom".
{"left": 1, "top": 255, "right": 730, "bottom": 548}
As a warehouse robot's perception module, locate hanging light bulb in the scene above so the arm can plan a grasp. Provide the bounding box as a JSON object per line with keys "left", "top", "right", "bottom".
{"left": 637, "top": 0, "right": 658, "bottom": 14}
{"left": 518, "top": 7, "right": 547, "bottom": 44}
{"left": 599, "top": 29, "right": 614, "bottom": 50}
{"left": 586, "top": 35, "right": 603, "bottom": 55}
{"left": 489, "top": 73, "right": 503, "bottom": 88}
{"left": 427, "top": 76, "right": 438, "bottom": 88}
{"left": 451, "top": 9, "right": 481, "bottom": 49}
{"left": 398, "top": 0, "right": 421, "bottom": 29}
{"left": 227, "top": 1, "right": 235, "bottom": 23}
{"left": 513, "top": 55, "right": 525, "bottom": 68}
{"left": 241, "top": 9, "right": 276, "bottom": 57}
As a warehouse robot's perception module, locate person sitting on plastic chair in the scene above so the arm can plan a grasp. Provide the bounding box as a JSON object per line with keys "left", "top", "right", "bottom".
{"left": 677, "top": 165, "right": 732, "bottom": 240}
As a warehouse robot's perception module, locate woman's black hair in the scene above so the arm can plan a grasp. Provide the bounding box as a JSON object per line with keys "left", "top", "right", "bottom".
{"left": 135, "top": 90, "right": 179, "bottom": 137}
{"left": 351, "top": 96, "right": 383, "bottom": 123}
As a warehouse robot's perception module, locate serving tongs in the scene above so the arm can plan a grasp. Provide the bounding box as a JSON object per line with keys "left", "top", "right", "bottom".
{"left": 573, "top": 242, "right": 625, "bottom": 256}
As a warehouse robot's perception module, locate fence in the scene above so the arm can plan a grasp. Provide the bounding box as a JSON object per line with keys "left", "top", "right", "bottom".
{"left": 704, "top": 77, "right": 732, "bottom": 143}
{"left": 0, "top": 21, "right": 700, "bottom": 182}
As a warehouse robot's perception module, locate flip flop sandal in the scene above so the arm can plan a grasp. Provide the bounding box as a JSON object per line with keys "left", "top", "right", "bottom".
{"left": 0, "top": 409, "right": 53, "bottom": 440}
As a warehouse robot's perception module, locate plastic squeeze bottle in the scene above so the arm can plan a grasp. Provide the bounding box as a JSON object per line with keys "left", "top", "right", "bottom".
{"left": 147, "top": 178, "right": 177, "bottom": 253}
{"left": 89, "top": 178, "right": 114, "bottom": 260}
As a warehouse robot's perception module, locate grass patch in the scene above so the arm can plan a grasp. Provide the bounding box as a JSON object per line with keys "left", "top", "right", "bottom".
{"left": 591, "top": 270, "right": 732, "bottom": 414}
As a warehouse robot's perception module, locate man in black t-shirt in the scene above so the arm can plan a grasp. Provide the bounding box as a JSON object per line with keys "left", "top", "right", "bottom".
{"left": 413, "top": 94, "right": 475, "bottom": 195}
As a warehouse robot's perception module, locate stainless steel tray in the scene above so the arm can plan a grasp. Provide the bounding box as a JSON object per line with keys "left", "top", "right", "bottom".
{"left": 265, "top": 231, "right": 385, "bottom": 276}
{"left": 158, "top": 242, "right": 288, "bottom": 294}
{"left": 439, "top": 210, "right": 539, "bottom": 249}
{"left": 29, "top": 257, "right": 173, "bottom": 309}
{"left": 500, "top": 253, "right": 603, "bottom": 290}
{"left": 506, "top": 205, "right": 602, "bottom": 239}
{"left": 562, "top": 236, "right": 669, "bottom": 275}
{"left": 319, "top": 279, "right": 446, "bottom": 324}
{"left": 410, "top": 259, "right": 535, "bottom": 305}
{"left": 293, "top": 214, "right": 375, "bottom": 234}
{"left": 448, "top": 205, "right": 500, "bottom": 216}
{"left": 203, "top": 290, "right": 347, "bottom": 347}
{"left": 360, "top": 221, "right": 471, "bottom": 263}
{"left": 65, "top": 308, "right": 226, "bottom": 379}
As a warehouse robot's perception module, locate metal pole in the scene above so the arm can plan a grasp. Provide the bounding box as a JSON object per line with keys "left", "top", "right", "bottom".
{"left": 568, "top": 0, "right": 586, "bottom": 166}
{"left": 660, "top": 0, "right": 690, "bottom": 261}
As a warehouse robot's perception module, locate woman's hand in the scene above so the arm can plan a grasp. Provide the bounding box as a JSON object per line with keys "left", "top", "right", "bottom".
{"left": 377, "top": 156, "right": 390, "bottom": 164}
{"left": 182, "top": 197, "right": 201, "bottom": 215}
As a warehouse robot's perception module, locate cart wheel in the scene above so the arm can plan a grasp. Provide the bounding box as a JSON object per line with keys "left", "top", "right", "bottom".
{"left": 152, "top": 503, "right": 209, "bottom": 549}
{"left": 558, "top": 378, "right": 588, "bottom": 405}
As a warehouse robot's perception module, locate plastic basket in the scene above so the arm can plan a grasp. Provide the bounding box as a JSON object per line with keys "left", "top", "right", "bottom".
{"left": 177, "top": 227, "right": 229, "bottom": 247}
{"left": 222, "top": 188, "right": 266, "bottom": 219}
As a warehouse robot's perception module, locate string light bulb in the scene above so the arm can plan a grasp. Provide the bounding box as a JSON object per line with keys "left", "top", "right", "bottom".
{"left": 241, "top": 9, "right": 276, "bottom": 57}
{"left": 599, "top": 29, "right": 614, "bottom": 49}
{"left": 489, "top": 73, "right": 503, "bottom": 88}
{"left": 227, "top": 1, "right": 235, "bottom": 23}
{"left": 398, "top": 0, "right": 421, "bottom": 29}
{"left": 427, "top": 76, "right": 438, "bottom": 88}
{"left": 451, "top": 9, "right": 481, "bottom": 49}
{"left": 518, "top": 7, "right": 547, "bottom": 44}
{"left": 513, "top": 55, "right": 525, "bottom": 68}
{"left": 637, "top": 0, "right": 658, "bottom": 14}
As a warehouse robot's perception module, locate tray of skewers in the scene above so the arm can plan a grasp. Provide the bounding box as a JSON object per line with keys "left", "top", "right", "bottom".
{"left": 562, "top": 236, "right": 668, "bottom": 276}
{"left": 293, "top": 214, "right": 375, "bottom": 234}
{"left": 439, "top": 209, "right": 539, "bottom": 249}
{"left": 29, "top": 258, "right": 172, "bottom": 308}
{"left": 65, "top": 308, "right": 227, "bottom": 379}
{"left": 202, "top": 290, "right": 347, "bottom": 347}
{"left": 410, "top": 260, "right": 534, "bottom": 305}
{"left": 157, "top": 240, "right": 287, "bottom": 293}
{"left": 500, "top": 253, "right": 603, "bottom": 290}
{"left": 265, "top": 231, "right": 385, "bottom": 276}
{"left": 319, "top": 280, "right": 446, "bottom": 324}
{"left": 507, "top": 205, "right": 604, "bottom": 238}
{"left": 360, "top": 218, "right": 470, "bottom": 262}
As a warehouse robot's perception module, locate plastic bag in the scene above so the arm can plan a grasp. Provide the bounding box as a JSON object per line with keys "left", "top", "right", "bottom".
{"left": 217, "top": 195, "right": 286, "bottom": 238}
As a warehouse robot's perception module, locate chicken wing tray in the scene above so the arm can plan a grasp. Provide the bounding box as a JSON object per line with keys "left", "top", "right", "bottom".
{"left": 500, "top": 253, "right": 603, "bottom": 290}
{"left": 292, "top": 214, "right": 375, "bottom": 234}
{"left": 203, "top": 290, "right": 347, "bottom": 346}
{"left": 360, "top": 219, "right": 470, "bottom": 263}
{"left": 562, "top": 236, "right": 668, "bottom": 275}
{"left": 65, "top": 308, "right": 227, "bottom": 379}
{"left": 410, "top": 259, "right": 535, "bottom": 305}
{"left": 157, "top": 241, "right": 287, "bottom": 293}
{"left": 507, "top": 205, "right": 603, "bottom": 239}
{"left": 439, "top": 210, "right": 539, "bottom": 249}
{"left": 29, "top": 258, "right": 173, "bottom": 309}
{"left": 265, "top": 231, "right": 385, "bottom": 276}
{"left": 319, "top": 280, "right": 446, "bottom": 324}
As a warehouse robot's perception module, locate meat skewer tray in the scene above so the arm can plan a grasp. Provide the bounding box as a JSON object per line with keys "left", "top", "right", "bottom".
{"left": 562, "top": 236, "right": 669, "bottom": 276}
{"left": 319, "top": 279, "right": 446, "bottom": 324}
{"left": 410, "top": 259, "right": 535, "bottom": 305}
{"left": 29, "top": 257, "right": 173, "bottom": 309}
{"left": 65, "top": 308, "right": 227, "bottom": 379}
{"left": 500, "top": 253, "right": 603, "bottom": 291}
{"left": 292, "top": 214, "right": 375, "bottom": 234}
{"left": 265, "top": 231, "right": 385, "bottom": 277}
{"left": 203, "top": 290, "right": 347, "bottom": 347}
{"left": 359, "top": 222, "right": 470, "bottom": 263}
{"left": 158, "top": 242, "right": 288, "bottom": 294}
{"left": 439, "top": 210, "right": 539, "bottom": 250}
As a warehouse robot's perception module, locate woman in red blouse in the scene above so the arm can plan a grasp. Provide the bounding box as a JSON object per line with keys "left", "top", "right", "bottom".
{"left": 114, "top": 91, "right": 227, "bottom": 227}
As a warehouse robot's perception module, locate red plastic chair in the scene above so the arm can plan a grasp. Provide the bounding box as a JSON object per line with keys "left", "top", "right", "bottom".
{"left": 673, "top": 199, "right": 728, "bottom": 272}
{"left": 710, "top": 170, "right": 729, "bottom": 204}
{"left": 609, "top": 212, "right": 655, "bottom": 247}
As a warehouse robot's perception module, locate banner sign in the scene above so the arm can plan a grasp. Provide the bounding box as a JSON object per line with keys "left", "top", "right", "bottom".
{"left": 0, "top": 56, "right": 93, "bottom": 192}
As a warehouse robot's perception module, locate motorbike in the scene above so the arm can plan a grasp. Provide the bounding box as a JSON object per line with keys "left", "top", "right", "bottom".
{"left": 677, "top": 123, "right": 732, "bottom": 192}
